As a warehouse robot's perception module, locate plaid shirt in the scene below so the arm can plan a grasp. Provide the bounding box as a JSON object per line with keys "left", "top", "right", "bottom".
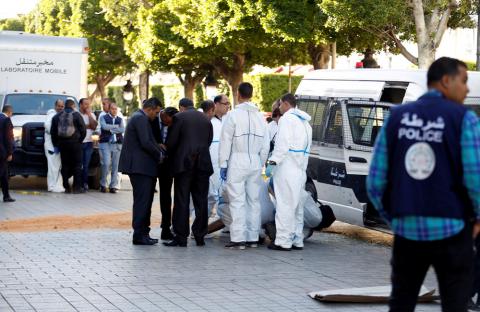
{"left": 367, "top": 107, "right": 480, "bottom": 241}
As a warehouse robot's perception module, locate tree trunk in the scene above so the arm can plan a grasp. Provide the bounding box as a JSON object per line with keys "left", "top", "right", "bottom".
{"left": 227, "top": 69, "right": 243, "bottom": 106}
{"left": 139, "top": 70, "right": 150, "bottom": 105}
{"left": 308, "top": 44, "right": 330, "bottom": 70}
{"left": 89, "top": 73, "right": 115, "bottom": 104}
{"left": 213, "top": 53, "right": 245, "bottom": 106}
{"left": 331, "top": 42, "right": 337, "bottom": 69}
{"left": 410, "top": 0, "right": 455, "bottom": 69}
{"left": 183, "top": 78, "right": 196, "bottom": 101}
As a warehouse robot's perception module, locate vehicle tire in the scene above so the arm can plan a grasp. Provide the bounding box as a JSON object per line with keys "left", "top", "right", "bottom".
{"left": 305, "top": 179, "right": 317, "bottom": 202}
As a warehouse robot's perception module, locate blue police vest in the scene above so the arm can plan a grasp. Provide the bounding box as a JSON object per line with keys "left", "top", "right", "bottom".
{"left": 383, "top": 91, "right": 473, "bottom": 219}
{"left": 100, "top": 114, "right": 123, "bottom": 144}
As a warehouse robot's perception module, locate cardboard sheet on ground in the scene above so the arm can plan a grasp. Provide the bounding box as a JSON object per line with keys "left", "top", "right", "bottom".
{"left": 308, "top": 285, "right": 438, "bottom": 303}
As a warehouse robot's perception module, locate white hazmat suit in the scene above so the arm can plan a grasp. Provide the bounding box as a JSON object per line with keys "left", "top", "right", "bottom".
{"left": 208, "top": 115, "right": 223, "bottom": 216}
{"left": 219, "top": 102, "right": 270, "bottom": 243}
{"left": 44, "top": 109, "right": 65, "bottom": 192}
{"left": 269, "top": 108, "right": 312, "bottom": 248}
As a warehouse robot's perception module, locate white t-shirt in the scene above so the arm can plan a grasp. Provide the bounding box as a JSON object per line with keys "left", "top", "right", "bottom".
{"left": 81, "top": 112, "right": 97, "bottom": 143}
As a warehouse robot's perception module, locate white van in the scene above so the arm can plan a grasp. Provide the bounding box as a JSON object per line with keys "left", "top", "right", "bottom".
{"left": 0, "top": 31, "right": 89, "bottom": 178}
{"left": 295, "top": 69, "right": 480, "bottom": 228}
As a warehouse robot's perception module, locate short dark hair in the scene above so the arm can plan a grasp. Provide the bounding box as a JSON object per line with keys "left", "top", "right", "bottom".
{"left": 65, "top": 99, "right": 76, "bottom": 108}
{"left": 79, "top": 98, "right": 88, "bottom": 105}
{"left": 2, "top": 104, "right": 12, "bottom": 114}
{"left": 200, "top": 100, "right": 215, "bottom": 113}
{"left": 213, "top": 94, "right": 225, "bottom": 104}
{"left": 427, "top": 57, "right": 467, "bottom": 87}
{"left": 179, "top": 98, "right": 194, "bottom": 108}
{"left": 238, "top": 82, "right": 253, "bottom": 99}
{"left": 272, "top": 107, "right": 281, "bottom": 118}
{"left": 163, "top": 106, "right": 178, "bottom": 117}
{"left": 280, "top": 93, "right": 296, "bottom": 107}
{"left": 143, "top": 97, "right": 162, "bottom": 109}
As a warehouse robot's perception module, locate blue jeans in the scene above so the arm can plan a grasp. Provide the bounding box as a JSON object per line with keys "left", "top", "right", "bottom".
{"left": 99, "top": 142, "right": 122, "bottom": 188}
{"left": 82, "top": 142, "right": 94, "bottom": 187}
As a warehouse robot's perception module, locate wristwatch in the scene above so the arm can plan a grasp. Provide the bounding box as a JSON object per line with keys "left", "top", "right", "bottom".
{"left": 267, "top": 160, "right": 277, "bottom": 166}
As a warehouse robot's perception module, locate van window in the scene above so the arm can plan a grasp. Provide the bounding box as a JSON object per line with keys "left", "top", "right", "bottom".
{"left": 324, "top": 104, "right": 343, "bottom": 146}
{"left": 297, "top": 99, "right": 328, "bottom": 141}
{"left": 380, "top": 87, "right": 406, "bottom": 104}
{"left": 5, "top": 94, "right": 74, "bottom": 115}
{"left": 346, "top": 104, "right": 390, "bottom": 147}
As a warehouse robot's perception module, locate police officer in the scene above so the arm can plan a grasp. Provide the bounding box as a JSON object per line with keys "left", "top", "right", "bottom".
{"left": 367, "top": 57, "right": 480, "bottom": 312}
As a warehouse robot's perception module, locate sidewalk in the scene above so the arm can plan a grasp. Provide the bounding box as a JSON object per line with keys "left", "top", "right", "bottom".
{"left": 0, "top": 228, "right": 439, "bottom": 312}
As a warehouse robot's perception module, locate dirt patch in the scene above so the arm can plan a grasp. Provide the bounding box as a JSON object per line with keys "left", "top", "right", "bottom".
{"left": 324, "top": 222, "right": 393, "bottom": 246}
{"left": 0, "top": 215, "right": 392, "bottom": 247}
{"left": 0, "top": 212, "right": 160, "bottom": 232}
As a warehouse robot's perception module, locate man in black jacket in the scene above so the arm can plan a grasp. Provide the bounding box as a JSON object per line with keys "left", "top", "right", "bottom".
{"left": 151, "top": 107, "right": 178, "bottom": 240}
{"left": 164, "top": 98, "right": 213, "bottom": 247}
{"left": 0, "top": 105, "right": 15, "bottom": 202}
{"left": 51, "top": 99, "right": 86, "bottom": 194}
{"left": 119, "top": 98, "right": 163, "bottom": 245}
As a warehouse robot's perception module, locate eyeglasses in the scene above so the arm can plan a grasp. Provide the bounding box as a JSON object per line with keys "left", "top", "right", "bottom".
{"left": 219, "top": 101, "right": 230, "bottom": 106}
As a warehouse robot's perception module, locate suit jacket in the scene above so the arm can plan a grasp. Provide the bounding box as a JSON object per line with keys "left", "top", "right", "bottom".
{"left": 0, "top": 113, "right": 13, "bottom": 176}
{"left": 119, "top": 110, "right": 163, "bottom": 177}
{"left": 166, "top": 108, "right": 213, "bottom": 176}
{"left": 0, "top": 113, "right": 14, "bottom": 161}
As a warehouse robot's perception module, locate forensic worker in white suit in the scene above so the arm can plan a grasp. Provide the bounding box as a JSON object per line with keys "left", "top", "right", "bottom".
{"left": 208, "top": 94, "right": 230, "bottom": 216}
{"left": 266, "top": 93, "right": 312, "bottom": 251}
{"left": 219, "top": 83, "right": 270, "bottom": 250}
{"left": 44, "top": 99, "right": 65, "bottom": 192}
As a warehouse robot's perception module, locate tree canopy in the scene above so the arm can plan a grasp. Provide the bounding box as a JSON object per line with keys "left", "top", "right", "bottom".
{"left": 25, "top": 0, "right": 134, "bottom": 99}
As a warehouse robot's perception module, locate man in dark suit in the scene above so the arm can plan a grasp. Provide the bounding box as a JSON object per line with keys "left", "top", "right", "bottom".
{"left": 0, "top": 105, "right": 15, "bottom": 203}
{"left": 164, "top": 98, "right": 213, "bottom": 247}
{"left": 151, "top": 107, "right": 179, "bottom": 240}
{"left": 119, "top": 98, "right": 163, "bottom": 245}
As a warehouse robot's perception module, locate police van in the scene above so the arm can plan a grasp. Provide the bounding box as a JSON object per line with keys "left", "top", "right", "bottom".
{"left": 295, "top": 69, "right": 480, "bottom": 227}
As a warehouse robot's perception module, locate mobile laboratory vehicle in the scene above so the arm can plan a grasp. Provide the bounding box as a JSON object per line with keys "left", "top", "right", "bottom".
{"left": 0, "top": 31, "right": 99, "bottom": 183}
{"left": 295, "top": 69, "right": 480, "bottom": 228}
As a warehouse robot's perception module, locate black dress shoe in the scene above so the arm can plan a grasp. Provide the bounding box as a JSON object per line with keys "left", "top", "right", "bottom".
{"left": 3, "top": 197, "right": 15, "bottom": 203}
{"left": 268, "top": 243, "right": 291, "bottom": 251}
{"left": 109, "top": 188, "right": 118, "bottom": 194}
{"left": 194, "top": 237, "right": 205, "bottom": 246}
{"left": 161, "top": 229, "right": 174, "bottom": 240}
{"left": 132, "top": 236, "right": 158, "bottom": 245}
{"left": 163, "top": 239, "right": 187, "bottom": 247}
{"left": 291, "top": 245, "right": 304, "bottom": 250}
{"left": 100, "top": 186, "right": 107, "bottom": 193}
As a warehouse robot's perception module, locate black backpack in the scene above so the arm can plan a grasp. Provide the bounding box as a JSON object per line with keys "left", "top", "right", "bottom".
{"left": 57, "top": 111, "right": 75, "bottom": 138}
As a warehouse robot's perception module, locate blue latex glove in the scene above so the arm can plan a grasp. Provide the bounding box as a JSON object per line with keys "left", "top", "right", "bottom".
{"left": 265, "top": 164, "right": 276, "bottom": 178}
{"left": 220, "top": 168, "right": 228, "bottom": 181}
{"left": 53, "top": 147, "right": 60, "bottom": 154}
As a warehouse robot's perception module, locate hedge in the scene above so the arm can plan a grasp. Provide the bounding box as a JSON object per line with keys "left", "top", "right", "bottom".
{"left": 244, "top": 74, "right": 303, "bottom": 112}
{"left": 106, "top": 73, "right": 303, "bottom": 115}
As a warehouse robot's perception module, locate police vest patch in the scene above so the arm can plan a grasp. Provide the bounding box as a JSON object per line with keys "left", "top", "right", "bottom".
{"left": 404, "top": 142, "right": 435, "bottom": 180}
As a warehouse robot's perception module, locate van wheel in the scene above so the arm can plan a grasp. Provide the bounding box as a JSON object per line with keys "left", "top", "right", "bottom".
{"left": 305, "top": 179, "right": 317, "bottom": 202}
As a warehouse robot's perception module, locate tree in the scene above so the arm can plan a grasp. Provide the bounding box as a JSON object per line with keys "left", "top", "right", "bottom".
{"left": 168, "top": 0, "right": 298, "bottom": 104}
{"left": 100, "top": 0, "right": 212, "bottom": 101}
{"left": 0, "top": 17, "right": 25, "bottom": 31}
{"left": 246, "top": 0, "right": 330, "bottom": 69}
{"left": 321, "top": 0, "right": 476, "bottom": 69}
{"left": 25, "top": 0, "right": 134, "bottom": 100}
